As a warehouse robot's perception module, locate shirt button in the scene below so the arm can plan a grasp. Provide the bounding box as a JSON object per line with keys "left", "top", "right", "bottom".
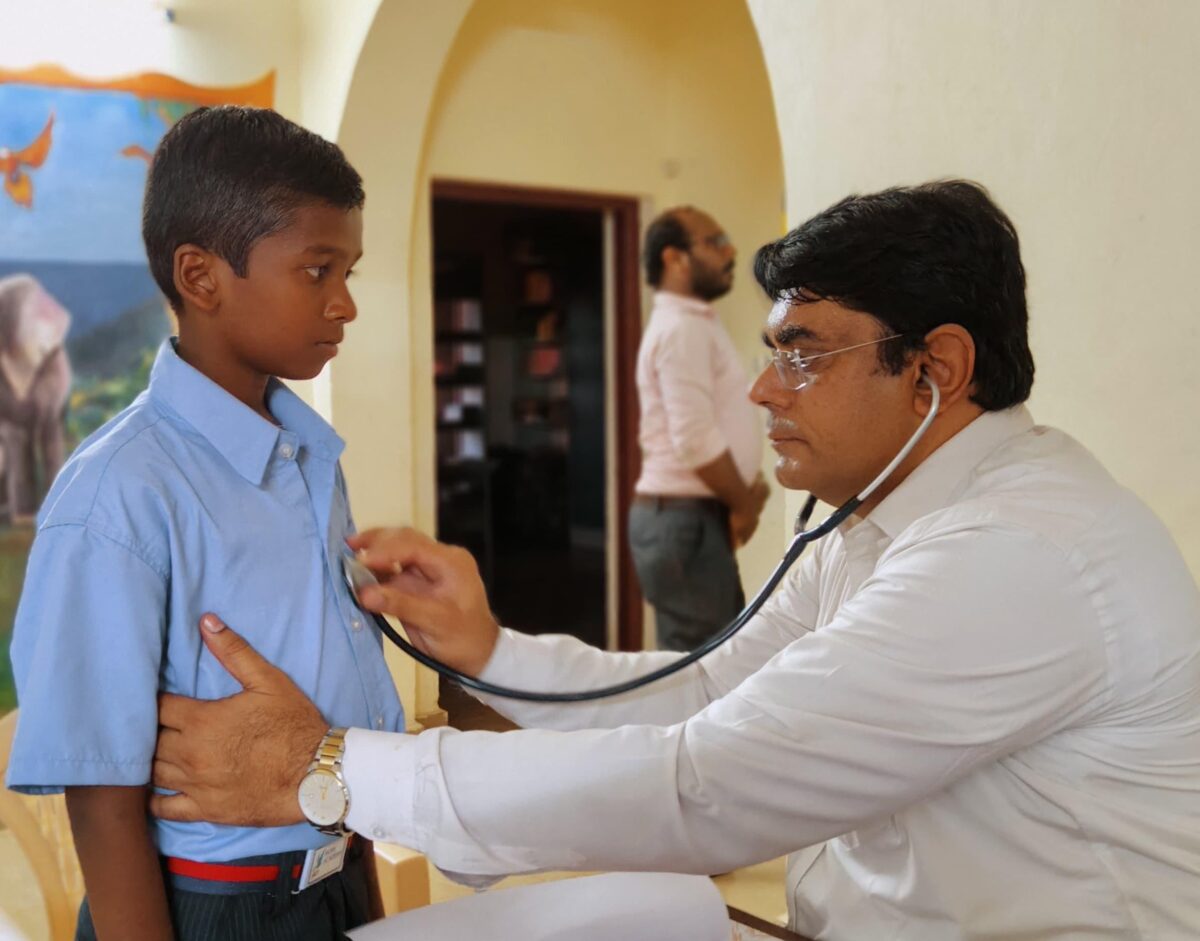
{"left": 375, "top": 714, "right": 384, "bottom": 729}
{"left": 350, "top": 616, "right": 363, "bottom": 632}
{"left": 278, "top": 443, "right": 295, "bottom": 460}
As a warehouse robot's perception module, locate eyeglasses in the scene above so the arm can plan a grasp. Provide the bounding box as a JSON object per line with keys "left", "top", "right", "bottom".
{"left": 691, "top": 232, "right": 731, "bottom": 251}
{"left": 763, "top": 334, "right": 904, "bottom": 391}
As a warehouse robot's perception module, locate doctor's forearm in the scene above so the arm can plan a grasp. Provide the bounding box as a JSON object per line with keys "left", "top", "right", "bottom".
{"left": 344, "top": 718, "right": 803, "bottom": 879}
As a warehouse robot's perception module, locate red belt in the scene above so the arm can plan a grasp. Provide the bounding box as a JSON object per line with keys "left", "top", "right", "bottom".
{"left": 165, "top": 857, "right": 303, "bottom": 884}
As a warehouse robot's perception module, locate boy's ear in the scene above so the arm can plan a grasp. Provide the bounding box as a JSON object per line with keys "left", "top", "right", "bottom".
{"left": 174, "top": 244, "right": 221, "bottom": 313}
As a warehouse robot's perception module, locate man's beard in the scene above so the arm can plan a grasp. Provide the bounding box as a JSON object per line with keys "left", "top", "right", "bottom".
{"left": 690, "top": 261, "right": 734, "bottom": 301}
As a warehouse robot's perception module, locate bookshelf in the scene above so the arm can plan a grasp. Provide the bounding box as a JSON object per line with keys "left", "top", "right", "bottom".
{"left": 431, "top": 196, "right": 605, "bottom": 647}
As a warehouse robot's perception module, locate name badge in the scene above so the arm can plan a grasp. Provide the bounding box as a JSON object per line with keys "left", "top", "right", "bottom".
{"left": 296, "top": 836, "right": 350, "bottom": 892}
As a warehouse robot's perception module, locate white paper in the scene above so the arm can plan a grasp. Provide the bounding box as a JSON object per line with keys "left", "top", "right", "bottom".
{"left": 347, "top": 871, "right": 731, "bottom": 941}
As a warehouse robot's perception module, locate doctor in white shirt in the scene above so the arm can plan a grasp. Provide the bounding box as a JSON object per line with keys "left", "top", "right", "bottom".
{"left": 152, "top": 180, "right": 1200, "bottom": 940}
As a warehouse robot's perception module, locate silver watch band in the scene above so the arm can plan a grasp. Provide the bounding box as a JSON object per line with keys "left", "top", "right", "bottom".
{"left": 306, "top": 726, "right": 350, "bottom": 836}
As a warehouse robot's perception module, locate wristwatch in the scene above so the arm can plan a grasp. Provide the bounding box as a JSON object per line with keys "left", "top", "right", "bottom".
{"left": 297, "top": 727, "right": 351, "bottom": 836}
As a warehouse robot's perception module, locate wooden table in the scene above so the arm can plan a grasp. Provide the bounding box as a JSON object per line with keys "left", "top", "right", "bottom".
{"left": 728, "top": 906, "right": 815, "bottom": 940}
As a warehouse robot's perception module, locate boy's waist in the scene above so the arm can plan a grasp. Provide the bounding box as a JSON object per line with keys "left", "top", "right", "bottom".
{"left": 154, "top": 817, "right": 338, "bottom": 865}
{"left": 163, "top": 835, "right": 365, "bottom": 896}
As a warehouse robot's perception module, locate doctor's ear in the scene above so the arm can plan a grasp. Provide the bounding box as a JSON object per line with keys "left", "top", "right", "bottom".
{"left": 914, "top": 325, "right": 975, "bottom": 415}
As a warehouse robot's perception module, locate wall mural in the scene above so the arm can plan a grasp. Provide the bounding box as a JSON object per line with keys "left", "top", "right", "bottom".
{"left": 0, "top": 65, "right": 274, "bottom": 710}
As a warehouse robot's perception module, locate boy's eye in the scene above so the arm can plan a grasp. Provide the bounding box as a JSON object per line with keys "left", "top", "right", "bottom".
{"left": 304, "top": 265, "right": 327, "bottom": 281}
{"left": 345, "top": 268, "right": 356, "bottom": 281}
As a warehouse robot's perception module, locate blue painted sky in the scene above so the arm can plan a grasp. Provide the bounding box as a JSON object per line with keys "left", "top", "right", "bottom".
{"left": 0, "top": 83, "right": 170, "bottom": 264}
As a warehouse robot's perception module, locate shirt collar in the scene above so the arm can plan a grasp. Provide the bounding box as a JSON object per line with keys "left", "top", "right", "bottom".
{"left": 653, "top": 290, "right": 717, "bottom": 320}
{"left": 858, "top": 405, "right": 1036, "bottom": 540}
{"left": 147, "top": 339, "right": 345, "bottom": 486}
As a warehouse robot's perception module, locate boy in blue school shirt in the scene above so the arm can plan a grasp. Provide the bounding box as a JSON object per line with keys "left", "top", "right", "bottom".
{"left": 6, "top": 106, "right": 405, "bottom": 940}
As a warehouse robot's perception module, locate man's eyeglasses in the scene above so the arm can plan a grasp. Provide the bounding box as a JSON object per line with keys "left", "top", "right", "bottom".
{"left": 763, "top": 334, "right": 903, "bottom": 391}
{"left": 691, "top": 232, "right": 731, "bottom": 251}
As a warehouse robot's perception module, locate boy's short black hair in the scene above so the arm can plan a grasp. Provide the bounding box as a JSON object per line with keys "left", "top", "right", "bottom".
{"left": 143, "top": 105, "right": 365, "bottom": 311}
{"left": 753, "top": 180, "right": 1034, "bottom": 411}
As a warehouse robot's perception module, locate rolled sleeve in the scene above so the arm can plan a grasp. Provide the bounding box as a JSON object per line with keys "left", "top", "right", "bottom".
{"left": 6, "top": 523, "right": 167, "bottom": 793}
{"left": 654, "top": 321, "right": 727, "bottom": 469}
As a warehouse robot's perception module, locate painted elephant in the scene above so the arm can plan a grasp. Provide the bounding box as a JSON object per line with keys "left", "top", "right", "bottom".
{"left": 0, "top": 273, "right": 71, "bottom": 524}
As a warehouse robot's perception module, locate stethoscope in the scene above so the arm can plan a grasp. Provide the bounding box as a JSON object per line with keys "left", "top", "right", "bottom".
{"left": 342, "top": 377, "right": 941, "bottom": 702}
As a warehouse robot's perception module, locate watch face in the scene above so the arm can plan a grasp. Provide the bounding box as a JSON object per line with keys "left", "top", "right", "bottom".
{"left": 298, "top": 769, "right": 347, "bottom": 827}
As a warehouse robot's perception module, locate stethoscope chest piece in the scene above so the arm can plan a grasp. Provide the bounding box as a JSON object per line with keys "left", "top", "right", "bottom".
{"left": 341, "top": 551, "right": 380, "bottom": 604}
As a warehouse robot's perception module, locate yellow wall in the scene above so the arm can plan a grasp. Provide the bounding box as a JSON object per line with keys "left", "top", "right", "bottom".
{"left": 747, "top": 0, "right": 1200, "bottom": 574}
{"left": 14, "top": 0, "right": 1196, "bottom": 727}
{"left": 334, "top": 0, "right": 785, "bottom": 713}
{"left": 416, "top": 0, "right": 788, "bottom": 638}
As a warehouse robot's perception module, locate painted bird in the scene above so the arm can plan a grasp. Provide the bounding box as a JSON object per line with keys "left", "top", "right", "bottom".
{"left": 1, "top": 113, "right": 54, "bottom": 209}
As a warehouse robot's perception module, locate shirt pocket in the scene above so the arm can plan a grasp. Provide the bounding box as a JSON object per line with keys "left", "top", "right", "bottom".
{"left": 837, "top": 815, "right": 905, "bottom": 851}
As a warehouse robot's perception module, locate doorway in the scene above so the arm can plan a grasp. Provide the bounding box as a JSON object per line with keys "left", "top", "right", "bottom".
{"left": 430, "top": 181, "right": 643, "bottom": 652}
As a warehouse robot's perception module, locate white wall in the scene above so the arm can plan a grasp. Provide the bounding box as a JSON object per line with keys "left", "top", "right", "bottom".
{"left": 747, "top": 0, "right": 1200, "bottom": 574}
{"left": 0, "top": 0, "right": 300, "bottom": 117}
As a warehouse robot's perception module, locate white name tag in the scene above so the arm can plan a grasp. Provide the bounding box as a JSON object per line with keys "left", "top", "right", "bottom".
{"left": 296, "top": 836, "right": 350, "bottom": 892}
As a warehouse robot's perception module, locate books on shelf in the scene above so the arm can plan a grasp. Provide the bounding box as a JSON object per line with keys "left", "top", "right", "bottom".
{"left": 440, "top": 428, "right": 484, "bottom": 461}
{"left": 526, "top": 346, "right": 561, "bottom": 378}
{"left": 434, "top": 342, "right": 484, "bottom": 377}
{"left": 435, "top": 297, "right": 483, "bottom": 333}
{"left": 437, "top": 385, "right": 485, "bottom": 423}
{"left": 455, "top": 342, "right": 484, "bottom": 366}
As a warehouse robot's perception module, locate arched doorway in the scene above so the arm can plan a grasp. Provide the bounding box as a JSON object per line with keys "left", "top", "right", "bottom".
{"left": 335, "top": 0, "right": 784, "bottom": 722}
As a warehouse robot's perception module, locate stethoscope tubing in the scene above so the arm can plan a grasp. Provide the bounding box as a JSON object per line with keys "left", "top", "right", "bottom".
{"left": 363, "top": 379, "right": 941, "bottom": 702}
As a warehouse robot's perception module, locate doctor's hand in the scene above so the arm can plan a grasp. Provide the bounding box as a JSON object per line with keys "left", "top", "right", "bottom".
{"left": 347, "top": 527, "right": 501, "bottom": 677}
{"left": 150, "top": 614, "right": 325, "bottom": 828}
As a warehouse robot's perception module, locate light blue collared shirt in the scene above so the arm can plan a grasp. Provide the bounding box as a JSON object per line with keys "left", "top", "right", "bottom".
{"left": 7, "top": 340, "right": 405, "bottom": 861}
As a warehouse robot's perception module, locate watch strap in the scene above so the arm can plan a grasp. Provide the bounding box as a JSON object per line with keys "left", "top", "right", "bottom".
{"left": 308, "top": 726, "right": 349, "bottom": 777}
{"left": 305, "top": 727, "right": 350, "bottom": 836}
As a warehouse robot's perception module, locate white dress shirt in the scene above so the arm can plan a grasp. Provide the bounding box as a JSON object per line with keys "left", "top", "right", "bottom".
{"left": 344, "top": 407, "right": 1200, "bottom": 940}
{"left": 633, "top": 291, "right": 762, "bottom": 496}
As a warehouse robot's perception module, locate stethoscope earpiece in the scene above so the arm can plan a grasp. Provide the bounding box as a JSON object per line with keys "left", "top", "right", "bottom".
{"left": 355, "top": 383, "right": 941, "bottom": 702}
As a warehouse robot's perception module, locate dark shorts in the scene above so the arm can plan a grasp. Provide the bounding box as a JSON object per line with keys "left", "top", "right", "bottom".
{"left": 628, "top": 497, "right": 745, "bottom": 651}
{"left": 75, "top": 842, "right": 372, "bottom": 941}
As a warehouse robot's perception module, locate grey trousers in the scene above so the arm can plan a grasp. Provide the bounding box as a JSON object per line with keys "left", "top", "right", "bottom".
{"left": 628, "top": 497, "right": 745, "bottom": 651}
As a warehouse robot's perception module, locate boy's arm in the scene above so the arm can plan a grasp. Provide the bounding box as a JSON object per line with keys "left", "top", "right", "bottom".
{"left": 66, "top": 786, "right": 174, "bottom": 941}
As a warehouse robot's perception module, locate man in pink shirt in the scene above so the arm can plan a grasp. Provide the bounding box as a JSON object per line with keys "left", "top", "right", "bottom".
{"left": 630, "top": 207, "right": 769, "bottom": 650}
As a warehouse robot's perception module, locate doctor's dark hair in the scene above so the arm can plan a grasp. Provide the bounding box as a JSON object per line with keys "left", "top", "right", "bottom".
{"left": 642, "top": 207, "right": 694, "bottom": 288}
{"left": 142, "top": 105, "right": 365, "bottom": 311}
{"left": 753, "top": 180, "right": 1034, "bottom": 410}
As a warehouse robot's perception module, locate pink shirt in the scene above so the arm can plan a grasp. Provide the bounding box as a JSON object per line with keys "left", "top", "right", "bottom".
{"left": 634, "top": 291, "right": 762, "bottom": 498}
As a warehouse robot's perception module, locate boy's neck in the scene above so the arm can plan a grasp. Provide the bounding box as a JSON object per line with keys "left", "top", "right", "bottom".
{"left": 175, "top": 332, "right": 275, "bottom": 424}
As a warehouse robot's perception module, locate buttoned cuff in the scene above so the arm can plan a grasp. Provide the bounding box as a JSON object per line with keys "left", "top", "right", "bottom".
{"left": 343, "top": 727, "right": 420, "bottom": 849}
